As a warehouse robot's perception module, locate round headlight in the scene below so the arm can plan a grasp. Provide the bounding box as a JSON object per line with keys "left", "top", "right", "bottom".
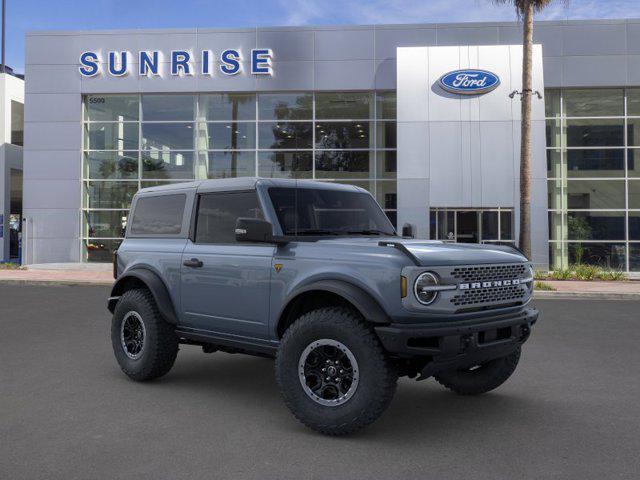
{"left": 414, "top": 272, "right": 439, "bottom": 305}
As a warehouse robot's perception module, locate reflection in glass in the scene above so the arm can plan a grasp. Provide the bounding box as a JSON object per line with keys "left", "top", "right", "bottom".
{"left": 481, "top": 211, "right": 499, "bottom": 240}
{"left": 258, "top": 122, "right": 313, "bottom": 149}
{"left": 567, "top": 211, "right": 625, "bottom": 240}
{"left": 627, "top": 118, "right": 640, "bottom": 147}
{"left": 566, "top": 180, "right": 625, "bottom": 209}
{"left": 258, "top": 152, "right": 312, "bottom": 178}
{"left": 548, "top": 179, "right": 565, "bottom": 210}
{"left": 566, "top": 149, "right": 624, "bottom": 177}
{"left": 548, "top": 212, "right": 565, "bottom": 242}
{"left": 198, "top": 93, "right": 255, "bottom": 121}
{"left": 630, "top": 243, "right": 640, "bottom": 271}
{"left": 198, "top": 122, "right": 256, "bottom": 150}
{"left": 85, "top": 95, "right": 139, "bottom": 122}
{"left": 568, "top": 243, "right": 626, "bottom": 269}
{"left": 315, "top": 151, "right": 372, "bottom": 179}
{"left": 199, "top": 151, "right": 256, "bottom": 179}
{"left": 377, "top": 151, "right": 397, "bottom": 179}
{"left": 142, "top": 94, "right": 195, "bottom": 121}
{"left": 142, "top": 150, "right": 195, "bottom": 179}
{"left": 566, "top": 119, "right": 624, "bottom": 147}
{"left": 628, "top": 213, "right": 640, "bottom": 240}
{"left": 562, "top": 89, "right": 623, "bottom": 117}
{"left": 142, "top": 123, "right": 195, "bottom": 150}
{"left": 546, "top": 119, "right": 562, "bottom": 148}
{"left": 376, "top": 122, "right": 397, "bottom": 149}
{"left": 258, "top": 93, "right": 312, "bottom": 120}
{"left": 84, "top": 151, "right": 138, "bottom": 179}
{"left": 628, "top": 181, "right": 640, "bottom": 209}
{"left": 376, "top": 181, "right": 397, "bottom": 210}
{"left": 315, "top": 92, "right": 373, "bottom": 119}
{"left": 84, "top": 239, "right": 122, "bottom": 263}
{"left": 544, "top": 89, "right": 560, "bottom": 118}
{"left": 84, "top": 181, "right": 138, "bottom": 209}
{"left": 500, "top": 211, "right": 513, "bottom": 240}
{"left": 85, "top": 122, "right": 138, "bottom": 150}
{"left": 627, "top": 88, "right": 640, "bottom": 116}
{"left": 315, "top": 122, "right": 371, "bottom": 149}
{"left": 376, "top": 91, "right": 396, "bottom": 119}
{"left": 547, "top": 149, "right": 562, "bottom": 178}
{"left": 83, "top": 210, "right": 128, "bottom": 238}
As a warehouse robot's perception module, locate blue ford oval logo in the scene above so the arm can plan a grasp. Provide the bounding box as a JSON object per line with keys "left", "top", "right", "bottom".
{"left": 438, "top": 69, "right": 500, "bottom": 95}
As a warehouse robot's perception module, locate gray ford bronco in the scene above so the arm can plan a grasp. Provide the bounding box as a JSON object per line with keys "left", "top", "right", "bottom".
{"left": 108, "top": 178, "right": 538, "bottom": 435}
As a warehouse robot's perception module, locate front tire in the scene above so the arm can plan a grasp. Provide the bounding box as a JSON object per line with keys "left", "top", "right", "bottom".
{"left": 276, "top": 307, "right": 397, "bottom": 436}
{"left": 434, "top": 347, "right": 521, "bottom": 395}
{"left": 111, "top": 288, "right": 179, "bottom": 381}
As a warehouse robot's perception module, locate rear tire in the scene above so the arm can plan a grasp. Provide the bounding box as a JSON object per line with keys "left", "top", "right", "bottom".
{"left": 111, "top": 288, "right": 178, "bottom": 381}
{"left": 276, "top": 307, "right": 397, "bottom": 436}
{"left": 434, "top": 347, "right": 521, "bottom": 395}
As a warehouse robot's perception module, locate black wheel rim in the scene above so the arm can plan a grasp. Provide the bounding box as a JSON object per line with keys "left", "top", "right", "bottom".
{"left": 120, "top": 311, "right": 146, "bottom": 360}
{"left": 298, "top": 339, "right": 359, "bottom": 407}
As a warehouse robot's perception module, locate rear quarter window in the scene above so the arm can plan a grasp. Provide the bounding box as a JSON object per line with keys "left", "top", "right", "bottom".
{"left": 129, "top": 194, "right": 186, "bottom": 235}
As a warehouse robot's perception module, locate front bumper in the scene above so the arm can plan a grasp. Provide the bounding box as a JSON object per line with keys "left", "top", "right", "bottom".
{"left": 375, "top": 307, "right": 538, "bottom": 379}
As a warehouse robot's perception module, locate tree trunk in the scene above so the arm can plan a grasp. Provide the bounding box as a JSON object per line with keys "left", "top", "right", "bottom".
{"left": 519, "top": 2, "right": 534, "bottom": 260}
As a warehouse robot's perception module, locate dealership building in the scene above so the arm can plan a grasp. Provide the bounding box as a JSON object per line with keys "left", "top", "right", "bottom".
{"left": 21, "top": 18, "right": 640, "bottom": 271}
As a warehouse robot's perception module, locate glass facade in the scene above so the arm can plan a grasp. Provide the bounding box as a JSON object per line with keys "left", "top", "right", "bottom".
{"left": 546, "top": 88, "right": 640, "bottom": 272}
{"left": 82, "top": 92, "right": 397, "bottom": 261}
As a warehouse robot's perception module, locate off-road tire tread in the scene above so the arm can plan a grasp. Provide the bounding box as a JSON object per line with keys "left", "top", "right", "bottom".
{"left": 434, "top": 347, "right": 521, "bottom": 395}
{"left": 112, "top": 288, "right": 178, "bottom": 381}
{"left": 276, "top": 307, "right": 397, "bottom": 436}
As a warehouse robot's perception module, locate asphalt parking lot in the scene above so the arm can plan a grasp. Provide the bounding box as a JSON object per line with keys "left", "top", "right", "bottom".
{"left": 1, "top": 285, "right": 639, "bottom": 480}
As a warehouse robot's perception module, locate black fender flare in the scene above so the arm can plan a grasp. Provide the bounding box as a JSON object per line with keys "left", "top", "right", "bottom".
{"left": 278, "top": 279, "right": 390, "bottom": 329}
{"left": 107, "top": 268, "right": 178, "bottom": 324}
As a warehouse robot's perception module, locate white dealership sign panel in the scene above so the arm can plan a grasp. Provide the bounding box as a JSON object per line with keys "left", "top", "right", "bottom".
{"left": 396, "top": 45, "right": 548, "bottom": 267}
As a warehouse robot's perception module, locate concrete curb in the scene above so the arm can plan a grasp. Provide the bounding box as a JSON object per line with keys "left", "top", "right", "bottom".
{"left": 0, "top": 279, "right": 113, "bottom": 287}
{"left": 534, "top": 291, "right": 640, "bottom": 301}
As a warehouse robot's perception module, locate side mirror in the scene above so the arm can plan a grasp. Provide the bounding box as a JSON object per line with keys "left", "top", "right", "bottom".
{"left": 235, "top": 218, "right": 274, "bottom": 243}
{"left": 402, "top": 223, "right": 414, "bottom": 238}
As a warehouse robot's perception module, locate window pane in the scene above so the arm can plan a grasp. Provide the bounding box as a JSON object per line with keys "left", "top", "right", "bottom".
{"left": 85, "top": 181, "right": 138, "bottom": 209}
{"left": 628, "top": 213, "right": 640, "bottom": 240}
{"left": 567, "top": 180, "right": 625, "bottom": 209}
{"left": 258, "top": 93, "right": 312, "bottom": 120}
{"left": 84, "top": 239, "right": 122, "bottom": 262}
{"left": 196, "top": 192, "right": 263, "bottom": 244}
{"left": 627, "top": 88, "right": 640, "bottom": 117}
{"left": 546, "top": 119, "right": 562, "bottom": 148}
{"left": 548, "top": 212, "right": 564, "bottom": 241}
{"left": 198, "top": 122, "right": 256, "bottom": 150}
{"left": 199, "top": 151, "right": 256, "bottom": 179}
{"left": 142, "top": 123, "right": 194, "bottom": 150}
{"left": 84, "top": 151, "right": 139, "bottom": 179}
{"left": 567, "top": 149, "right": 625, "bottom": 178}
{"left": 258, "top": 122, "right": 313, "bottom": 149}
{"left": 628, "top": 180, "right": 640, "bottom": 209}
{"left": 568, "top": 243, "right": 626, "bottom": 269}
{"left": 567, "top": 211, "right": 625, "bottom": 240}
{"left": 566, "top": 119, "right": 624, "bottom": 147}
{"left": 85, "top": 94, "right": 139, "bottom": 122}
{"left": 377, "top": 151, "right": 397, "bottom": 179}
{"left": 376, "top": 91, "right": 396, "bottom": 119}
{"left": 548, "top": 179, "right": 565, "bottom": 210}
{"left": 376, "top": 181, "right": 397, "bottom": 210}
{"left": 500, "top": 211, "right": 513, "bottom": 240}
{"left": 142, "top": 95, "right": 194, "bottom": 121}
{"left": 315, "top": 121, "right": 371, "bottom": 149}
{"left": 547, "top": 150, "right": 562, "bottom": 178}
{"left": 627, "top": 118, "right": 640, "bottom": 146}
{"left": 315, "top": 92, "right": 373, "bottom": 119}
{"left": 549, "top": 242, "right": 569, "bottom": 270}
{"left": 10, "top": 100, "right": 23, "bottom": 146}
{"left": 142, "top": 150, "right": 195, "bottom": 179}
{"left": 385, "top": 211, "right": 397, "bottom": 229}
{"left": 629, "top": 149, "right": 640, "bottom": 177}
{"left": 258, "top": 151, "right": 312, "bottom": 178}
{"left": 438, "top": 210, "right": 455, "bottom": 241}
{"left": 563, "top": 89, "right": 623, "bottom": 117}
{"left": 83, "top": 210, "right": 128, "bottom": 238}
{"left": 130, "top": 194, "right": 186, "bottom": 235}
{"left": 544, "top": 89, "right": 560, "bottom": 118}
{"left": 198, "top": 93, "right": 255, "bottom": 121}
{"left": 481, "top": 211, "right": 499, "bottom": 240}
{"left": 629, "top": 244, "right": 640, "bottom": 271}
{"left": 315, "top": 151, "right": 372, "bottom": 179}
{"left": 85, "top": 122, "right": 138, "bottom": 150}
{"left": 376, "top": 122, "right": 396, "bottom": 148}
{"left": 140, "top": 181, "right": 188, "bottom": 189}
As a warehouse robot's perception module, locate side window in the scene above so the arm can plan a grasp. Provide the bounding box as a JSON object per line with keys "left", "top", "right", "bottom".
{"left": 129, "top": 194, "right": 186, "bottom": 235}
{"left": 195, "top": 191, "right": 263, "bottom": 244}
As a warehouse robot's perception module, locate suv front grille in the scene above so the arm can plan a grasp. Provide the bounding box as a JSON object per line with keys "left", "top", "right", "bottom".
{"left": 451, "top": 264, "right": 527, "bottom": 283}
{"left": 451, "top": 285, "right": 526, "bottom": 307}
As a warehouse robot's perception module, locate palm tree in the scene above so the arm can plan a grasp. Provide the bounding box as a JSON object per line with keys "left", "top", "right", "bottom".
{"left": 494, "top": 0, "right": 553, "bottom": 259}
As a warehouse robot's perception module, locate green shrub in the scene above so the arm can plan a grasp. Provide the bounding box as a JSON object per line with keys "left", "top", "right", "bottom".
{"left": 550, "top": 268, "right": 572, "bottom": 280}
{"left": 597, "top": 270, "right": 626, "bottom": 281}
{"left": 533, "top": 269, "right": 548, "bottom": 280}
{"left": 574, "top": 264, "right": 601, "bottom": 281}
{"left": 0, "top": 262, "right": 21, "bottom": 270}
{"left": 535, "top": 281, "right": 556, "bottom": 291}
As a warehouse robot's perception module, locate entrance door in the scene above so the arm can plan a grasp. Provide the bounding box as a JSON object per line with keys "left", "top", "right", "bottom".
{"left": 456, "top": 211, "right": 479, "bottom": 243}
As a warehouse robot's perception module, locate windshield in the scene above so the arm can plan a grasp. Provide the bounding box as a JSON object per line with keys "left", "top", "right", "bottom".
{"left": 268, "top": 187, "right": 396, "bottom": 236}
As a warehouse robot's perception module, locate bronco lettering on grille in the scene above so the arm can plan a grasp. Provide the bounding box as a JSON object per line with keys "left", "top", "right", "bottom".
{"left": 458, "top": 278, "right": 521, "bottom": 290}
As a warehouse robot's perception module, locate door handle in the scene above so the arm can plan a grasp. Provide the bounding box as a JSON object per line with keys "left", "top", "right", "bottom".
{"left": 183, "top": 258, "right": 203, "bottom": 268}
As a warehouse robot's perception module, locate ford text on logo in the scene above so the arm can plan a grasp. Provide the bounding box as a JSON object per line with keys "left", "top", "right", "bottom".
{"left": 438, "top": 69, "right": 500, "bottom": 95}
{"left": 459, "top": 278, "right": 521, "bottom": 290}
{"left": 78, "top": 49, "right": 273, "bottom": 78}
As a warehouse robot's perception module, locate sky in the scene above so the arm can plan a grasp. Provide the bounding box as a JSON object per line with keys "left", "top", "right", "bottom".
{"left": 5, "top": 0, "right": 640, "bottom": 73}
